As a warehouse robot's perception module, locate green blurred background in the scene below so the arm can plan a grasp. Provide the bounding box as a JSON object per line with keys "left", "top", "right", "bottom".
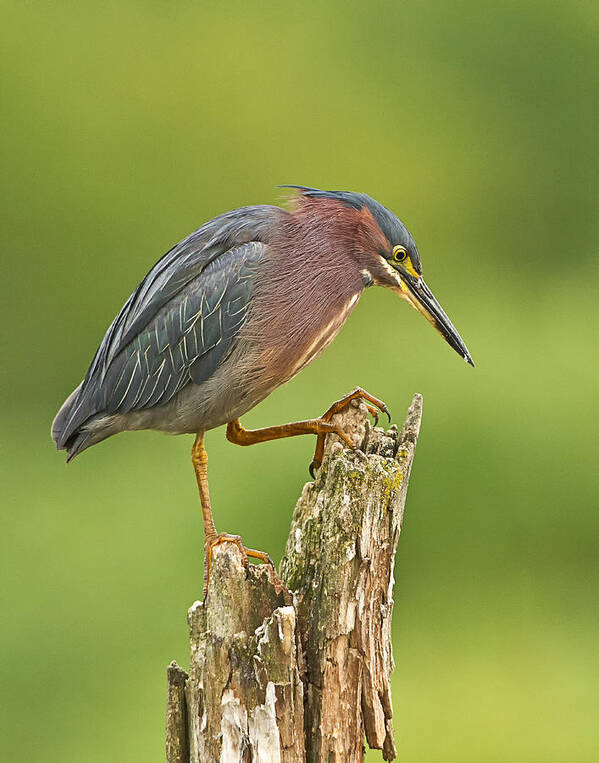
{"left": 2, "top": 1, "right": 598, "bottom": 760}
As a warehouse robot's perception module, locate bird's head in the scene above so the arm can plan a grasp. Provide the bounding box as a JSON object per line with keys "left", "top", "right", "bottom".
{"left": 282, "top": 186, "right": 474, "bottom": 367}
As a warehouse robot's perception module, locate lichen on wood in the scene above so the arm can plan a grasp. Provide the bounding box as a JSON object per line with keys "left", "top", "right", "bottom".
{"left": 166, "top": 393, "right": 423, "bottom": 762}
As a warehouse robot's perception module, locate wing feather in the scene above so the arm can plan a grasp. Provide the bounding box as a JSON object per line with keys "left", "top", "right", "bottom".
{"left": 55, "top": 212, "right": 275, "bottom": 450}
{"left": 100, "top": 241, "right": 263, "bottom": 414}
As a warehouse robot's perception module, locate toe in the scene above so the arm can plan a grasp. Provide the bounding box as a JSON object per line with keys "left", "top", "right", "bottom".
{"left": 365, "top": 403, "right": 379, "bottom": 426}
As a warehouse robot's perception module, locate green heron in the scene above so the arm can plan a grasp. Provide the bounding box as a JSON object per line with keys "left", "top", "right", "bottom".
{"left": 52, "top": 186, "right": 473, "bottom": 588}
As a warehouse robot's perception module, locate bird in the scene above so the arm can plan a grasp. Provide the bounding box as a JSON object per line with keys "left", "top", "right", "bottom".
{"left": 52, "top": 186, "right": 473, "bottom": 590}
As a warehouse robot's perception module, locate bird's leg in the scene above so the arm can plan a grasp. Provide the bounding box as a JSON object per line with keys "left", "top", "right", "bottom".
{"left": 310, "top": 387, "right": 391, "bottom": 476}
{"left": 226, "top": 388, "right": 389, "bottom": 477}
{"left": 192, "top": 432, "right": 217, "bottom": 539}
{"left": 226, "top": 417, "right": 356, "bottom": 448}
{"left": 191, "top": 432, "right": 277, "bottom": 597}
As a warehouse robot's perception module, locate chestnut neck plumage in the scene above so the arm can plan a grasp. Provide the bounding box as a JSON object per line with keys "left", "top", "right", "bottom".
{"left": 241, "top": 197, "right": 392, "bottom": 390}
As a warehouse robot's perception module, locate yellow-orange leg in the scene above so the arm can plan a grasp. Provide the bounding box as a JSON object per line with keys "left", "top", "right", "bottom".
{"left": 226, "top": 417, "right": 356, "bottom": 448}
{"left": 192, "top": 433, "right": 276, "bottom": 596}
{"left": 310, "top": 388, "right": 390, "bottom": 477}
{"left": 225, "top": 387, "right": 390, "bottom": 477}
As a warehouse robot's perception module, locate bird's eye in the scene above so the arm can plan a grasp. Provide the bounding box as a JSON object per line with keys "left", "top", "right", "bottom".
{"left": 392, "top": 245, "right": 408, "bottom": 263}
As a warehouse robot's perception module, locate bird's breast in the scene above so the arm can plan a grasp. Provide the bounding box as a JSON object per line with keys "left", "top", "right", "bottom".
{"left": 233, "top": 239, "right": 366, "bottom": 402}
{"left": 273, "top": 290, "right": 362, "bottom": 384}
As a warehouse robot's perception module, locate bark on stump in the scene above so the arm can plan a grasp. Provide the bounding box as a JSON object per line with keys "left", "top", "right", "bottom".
{"left": 166, "top": 393, "right": 423, "bottom": 762}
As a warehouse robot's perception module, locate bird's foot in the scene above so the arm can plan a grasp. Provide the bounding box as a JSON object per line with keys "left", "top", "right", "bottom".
{"left": 203, "top": 532, "right": 278, "bottom": 597}
{"left": 309, "top": 387, "right": 391, "bottom": 478}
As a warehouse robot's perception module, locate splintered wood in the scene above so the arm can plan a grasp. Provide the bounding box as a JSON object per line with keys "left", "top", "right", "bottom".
{"left": 166, "top": 394, "right": 423, "bottom": 762}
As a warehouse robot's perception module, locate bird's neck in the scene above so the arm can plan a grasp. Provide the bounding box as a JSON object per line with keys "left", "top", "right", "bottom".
{"left": 267, "top": 201, "right": 368, "bottom": 313}
{"left": 240, "top": 202, "right": 376, "bottom": 388}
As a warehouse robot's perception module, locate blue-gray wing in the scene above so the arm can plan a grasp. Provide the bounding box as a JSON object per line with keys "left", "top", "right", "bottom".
{"left": 55, "top": 204, "right": 281, "bottom": 450}
{"left": 88, "top": 205, "right": 278, "bottom": 380}
{"left": 97, "top": 240, "right": 264, "bottom": 414}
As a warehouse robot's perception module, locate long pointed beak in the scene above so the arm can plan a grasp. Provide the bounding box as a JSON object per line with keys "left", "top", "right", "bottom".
{"left": 401, "top": 275, "right": 474, "bottom": 366}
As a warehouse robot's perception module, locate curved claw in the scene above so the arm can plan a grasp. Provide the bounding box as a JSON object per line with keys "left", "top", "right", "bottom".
{"left": 361, "top": 390, "right": 391, "bottom": 423}
{"left": 365, "top": 403, "right": 379, "bottom": 427}
{"left": 307, "top": 388, "right": 390, "bottom": 479}
{"left": 323, "top": 387, "right": 391, "bottom": 425}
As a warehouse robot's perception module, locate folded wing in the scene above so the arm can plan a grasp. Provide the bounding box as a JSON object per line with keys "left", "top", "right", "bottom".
{"left": 53, "top": 205, "right": 279, "bottom": 452}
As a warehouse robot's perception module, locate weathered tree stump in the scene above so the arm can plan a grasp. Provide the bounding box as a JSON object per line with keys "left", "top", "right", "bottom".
{"left": 166, "top": 393, "right": 423, "bottom": 762}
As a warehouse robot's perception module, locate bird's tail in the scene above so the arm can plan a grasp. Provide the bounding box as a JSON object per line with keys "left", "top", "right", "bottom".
{"left": 52, "top": 383, "right": 118, "bottom": 461}
{"left": 51, "top": 383, "right": 93, "bottom": 460}
{"left": 51, "top": 384, "right": 82, "bottom": 446}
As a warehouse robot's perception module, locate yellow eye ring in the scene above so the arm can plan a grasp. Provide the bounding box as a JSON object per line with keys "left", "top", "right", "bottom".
{"left": 392, "top": 245, "right": 408, "bottom": 263}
